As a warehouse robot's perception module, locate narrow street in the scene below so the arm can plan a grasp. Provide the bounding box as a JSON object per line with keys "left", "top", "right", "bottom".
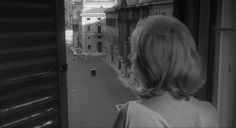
{"left": 66, "top": 46, "right": 137, "bottom": 128}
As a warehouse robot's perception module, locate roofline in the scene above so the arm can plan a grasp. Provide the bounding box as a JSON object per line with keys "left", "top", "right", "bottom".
{"left": 80, "top": 13, "right": 106, "bottom": 17}
{"left": 105, "top": 0, "right": 173, "bottom": 13}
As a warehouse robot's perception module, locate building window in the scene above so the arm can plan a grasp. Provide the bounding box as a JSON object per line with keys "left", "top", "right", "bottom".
{"left": 106, "top": 18, "right": 111, "bottom": 26}
{"left": 97, "top": 24, "right": 101, "bottom": 33}
{"left": 87, "top": 18, "right": 90, "bottom": 20}
{"left": 87, "top": 45, "right": 91, "bottom": 50}
{"left": 88, "top": 36, "right": 90, "bottom": 39}
{"left": 97, "top": 41, "right": 102, "bottom": 53}
{"left": 97, "top": 35, "right": 101, "bottom": 39}
{"left": 113, "top": 19, "right": 116, "bottom": 27}
{"left": 98, "top": 17, "right": 101, "bottom": 20}
{"left": 87, "top": 25, "right": 90, "bottom": 31}
{"left": 73, "top": 24, "right": 78, "bottom": 31}
{"left": 106, "top": 18, "right": 116, "bottom": 27}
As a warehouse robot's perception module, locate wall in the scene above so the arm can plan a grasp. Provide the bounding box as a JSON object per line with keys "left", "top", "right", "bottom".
{"left": 217, "top": 0, "right": 236, "bottom": 127}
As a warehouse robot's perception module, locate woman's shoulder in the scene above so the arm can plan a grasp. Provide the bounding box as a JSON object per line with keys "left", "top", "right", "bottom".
{"left": 137, "top": 95, "right": 219, "bottom": 127}
{"left": 191, "top": 97, "right": 217, "bottom": 116}
{"left": 124, "top": 100, "right": 171, "bottom": 127}
{"left": 191, "top": 97, "right": 219, "bottom": 127}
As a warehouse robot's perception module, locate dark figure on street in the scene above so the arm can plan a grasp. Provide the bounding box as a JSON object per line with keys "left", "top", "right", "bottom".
{"left": 90, "top": 68, "right": 96, "bottom": 76}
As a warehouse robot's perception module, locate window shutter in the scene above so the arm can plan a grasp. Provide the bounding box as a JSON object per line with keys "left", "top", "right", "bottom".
{"left": 0, "top": 0, "right": 68, "bottom": 127}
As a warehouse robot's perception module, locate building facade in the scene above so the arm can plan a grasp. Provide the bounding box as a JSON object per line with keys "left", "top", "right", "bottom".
{"left": 71, "top": 0, "right": 83, "bottom": 48}
{"left": 80, "top": 8, "right": 106, "bottom": 53}
{"left": 79, "top": 0, "right": 116, "bottom": 53}
{"left": 105, "top": 6, "right": 119, "bottom": 68}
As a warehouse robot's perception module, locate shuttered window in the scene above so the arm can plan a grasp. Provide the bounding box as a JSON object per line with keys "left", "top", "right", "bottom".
{"left": 0, "top": 0, "right": 68, "bottom": 127}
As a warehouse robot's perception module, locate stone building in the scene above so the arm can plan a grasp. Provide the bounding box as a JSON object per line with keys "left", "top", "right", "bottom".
{"left": 104, "top": 6, "right": 119, "bottom": 68}
{"left": 71, "top": 0, "right": 83, "bottom": 48}
{"left": 80, "top": 8, "right": 108, "bottom": 53}
{"left": 79, "top": 0, "right": 116, "bottom": 53}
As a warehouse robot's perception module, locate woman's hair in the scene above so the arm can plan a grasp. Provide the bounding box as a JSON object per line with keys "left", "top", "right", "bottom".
{"left": 130, "top": 15, "right": 206, "bottom": 100}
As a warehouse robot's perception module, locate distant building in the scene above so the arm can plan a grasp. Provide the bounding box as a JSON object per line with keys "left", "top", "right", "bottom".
{"left": 83, "top": 0, "right": 116, "bottom": 10}
{"left": 80, "top": 8, "right": 106, "bottom": 53}
{"left": 71, "top": 0, "right": 83, "bottom": 48}
{"left": 79, "top": 0, "right": 116, "bottom": 53}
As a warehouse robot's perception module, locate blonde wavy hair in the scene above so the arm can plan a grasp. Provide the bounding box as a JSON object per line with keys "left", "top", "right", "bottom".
{"left": 129, "top": 15, "right": 206, "bottom": 100}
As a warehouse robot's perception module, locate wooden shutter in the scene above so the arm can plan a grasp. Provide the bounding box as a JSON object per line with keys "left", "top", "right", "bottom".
{"left": 0, "top": 0, "right": 68, "bottom": 128}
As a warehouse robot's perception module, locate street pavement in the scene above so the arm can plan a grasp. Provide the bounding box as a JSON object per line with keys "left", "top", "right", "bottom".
{"left": 66, "top": 46, "right": 137, "bottom": 128}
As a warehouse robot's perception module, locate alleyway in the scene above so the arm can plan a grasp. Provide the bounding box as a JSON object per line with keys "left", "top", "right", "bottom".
{"left": 66, "top": 46, "right": 137, "bottom": 128}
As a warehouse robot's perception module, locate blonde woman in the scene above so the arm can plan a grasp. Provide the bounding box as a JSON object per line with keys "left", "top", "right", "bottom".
{"left": 113, "top": 15, "right": 219, "bottom": 128}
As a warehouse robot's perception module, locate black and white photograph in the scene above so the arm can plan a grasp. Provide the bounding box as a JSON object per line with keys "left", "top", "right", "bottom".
{"left": 0, "top": 0, "right": 236, "bottom": 127}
